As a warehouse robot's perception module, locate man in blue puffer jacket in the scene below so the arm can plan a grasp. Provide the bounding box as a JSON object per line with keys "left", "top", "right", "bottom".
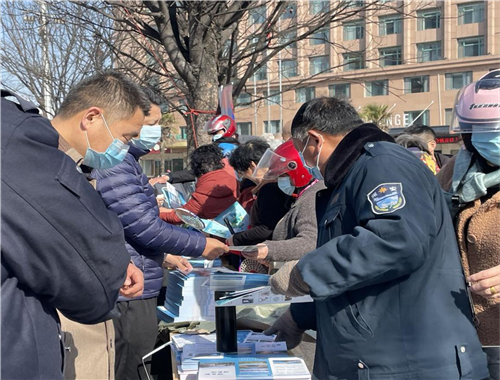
{"left": 93, "top": 88, "right": 229, "bottom": 380}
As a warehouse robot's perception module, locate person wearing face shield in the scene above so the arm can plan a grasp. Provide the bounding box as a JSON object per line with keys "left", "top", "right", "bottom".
{"left": 229, "top": 139, "right": 271, "bottom": 213}
{"left": 1, "top": 72, "right": 148, "bottom": 380}
{"left": 437, "top": 70, "right": 500, "bottom": 380}
{"left": 265, "top": 97, "right": 489, "bottom": 380}
{"left": 92, "top": 88, "right": 229, "bottom": 380}
{"left": 239, "top": 140, "right": 325, "bottom": 267}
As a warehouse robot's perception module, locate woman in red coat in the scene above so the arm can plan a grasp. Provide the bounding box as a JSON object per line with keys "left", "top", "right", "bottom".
{"left": 160, "top": 144, "right": 238, "bottom": 224}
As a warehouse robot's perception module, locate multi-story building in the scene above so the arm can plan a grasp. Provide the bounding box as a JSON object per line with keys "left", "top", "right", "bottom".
{"left": 234, "top": 0, "right": 499, "bottom": 155}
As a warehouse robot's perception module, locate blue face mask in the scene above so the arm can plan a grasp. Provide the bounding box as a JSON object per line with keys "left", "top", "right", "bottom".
{"left": 471, "top": 132, "right": 500, "bottom": 166}
{"left": 298, "top": 135, "right": 324, "bottom": 181}
{"left": 83, "top": 114, "right": 130, "bottom": 169}
{"left": 278, "top": 176, "right": 295, "bottom": 195}
{"left": 131, "top": 125, "right": 162, "bottom": 150}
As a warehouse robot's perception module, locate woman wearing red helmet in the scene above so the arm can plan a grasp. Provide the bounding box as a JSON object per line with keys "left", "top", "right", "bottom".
{"left": 204, "top": 114, "right": 239, "bottom": 143}
{"left": 240, "top": 140, "right": 325, "bottom": 264}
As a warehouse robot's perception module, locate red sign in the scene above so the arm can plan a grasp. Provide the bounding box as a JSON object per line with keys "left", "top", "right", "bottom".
{"left": 436, "top": 136, "right": 460, "bottom": 144}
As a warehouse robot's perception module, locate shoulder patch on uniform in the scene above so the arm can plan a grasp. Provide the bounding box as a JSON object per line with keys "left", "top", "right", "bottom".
{"left": 367, "top": 183, "right": 406, "bottom": 215}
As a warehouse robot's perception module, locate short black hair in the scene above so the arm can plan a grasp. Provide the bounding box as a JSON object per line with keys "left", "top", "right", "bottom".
{"left": 229, "top": 139, "right": 270, "bottom": 173}
{"left": 190, "top": 144, "right": 224, "bottom": 177}
{"left": 57, "top": 71, "right": 151, "bottom": 122}
{"left": 141, "top": 86, "right": 164, "bottom": 107}
{"left": 405, "top": 125, "right": 437, "bottom": 142}
{"left": 291, "top": 97, "right": 363, "bottom": 141}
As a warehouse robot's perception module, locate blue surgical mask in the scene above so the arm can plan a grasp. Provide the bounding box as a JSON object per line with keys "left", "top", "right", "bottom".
{"left": 131, "top": 125, "right": 162, "bottom": 150}
{"left": 471, "top": 132, "right": 500, "bottom": 166}
{"left": 278, "top": 176, "right": 295, "bottom": 195}
{"left": 83, "top": 114, "right": 130, "bottom": 169}
{"left": 298, "top": 135, "right": 324, "bottom": 181}
{"left": 212, "top": 133, "right": 223, "bottom": 142}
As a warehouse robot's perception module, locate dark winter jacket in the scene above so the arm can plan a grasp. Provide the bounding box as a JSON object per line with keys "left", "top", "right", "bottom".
{"left": 1, "top": 91, "right": 130, "bottom": 380}
{"left": 232, "top": 182, "right": 292, "bottom": 246}
{"left": 238, "top": 178, "right": 257, "bottom": 213}
{"left": 294, "top": 124, "right": 489, "bottom": 380}
{"left": 93, "top": 144, "right": 207, "bottom": 300}
{"left": 161, "top": 168, "right": 238, "bottom": 224}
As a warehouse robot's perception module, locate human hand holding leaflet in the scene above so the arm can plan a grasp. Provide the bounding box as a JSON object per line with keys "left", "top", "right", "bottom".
{"left": 202, "top": 238, "right": 229, "bottom": 260}
{"left": 240, "top": 243, "right": 269, "bottom": 261}
{"left": 269, "top": 260, "right": 310, "bottom": 297}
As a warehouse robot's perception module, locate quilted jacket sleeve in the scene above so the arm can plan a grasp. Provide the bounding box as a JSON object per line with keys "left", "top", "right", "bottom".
{"left": 94, "top": 157, "right": 206, "bottom": 257}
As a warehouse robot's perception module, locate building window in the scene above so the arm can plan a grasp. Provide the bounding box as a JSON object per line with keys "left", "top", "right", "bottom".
{"left": 250, "top": 5, "right": 266, "bottom": 24}
{"left": 253, "top": 66, "right": 267, "bottom": 81}
{"left": 237, "top": 122, "right": 252, "bottom": 136}
{"left": 445, "top": 71, "right": 473, "bottom": 90}
{"left": 404, "top": 110, "right": 430, "bottom": 127}
{"left": 281, "top": 2, "right": 296, "bottom": 19}
{"left": 458, "top": 2, "right": 484, "bottom": 25}
{"left": 404, "top": 76, "right": 429, "bottom": 94}
{"left": 310, "top": 27, "right": 330, "bottom": 45}
{"left": 295, "top": 87, "right": 316, "bottom": 103}
{"left": 379, "top": 46, "right": 402, "bottom": 67}
{"left": 281, "top": 59, "right": 298, "bottom": 78}
{"left": 445, "top": 108, "right": 453, "bottom": 125}
{"left": 365, "top": 80, "right": 389, "bottom": 97}
{"left": 329, "top": 83, "right": 351, "bottom": 99}
{"left": 343, "top": 22, "right": 364, "bottom": 41}
{"left": 141, "top": 160, "right": 162, "bottom": 177}
{"left": 418, "top": 9, "right": 441, "bottom": 30}
{"left": 309, "top": 56, "right": 330, "bottom": 75}
{"left": 417, "top": 41, "right": 442, "bottom": 62}
{"left": 347, "top": 1, "right": 364, "bottom": 8}
{"left": 280, "top": 29, "right": 297, "bottom": 49}
{"left": 379, "top": 15, "right": 402, "bottom": 36}
{"left": 264, "top": 120, "right": 281, "bottom": 134}
{"left": 343, "top": 53, "right": 364, "bottom": 71}
{"left": 458, "top": 37, "right": 484, "bottom": 58}
{"left": 309, "top": 0, "right": 329, "bottom": 15}
{"left": 264, "top": 90, "right": 281, "bottom": 106}
{"left": 236, "top": 93, "right": 251, "bottom": 108}
{"left": 179, "top": 126, "right": 187, "bottom": 139}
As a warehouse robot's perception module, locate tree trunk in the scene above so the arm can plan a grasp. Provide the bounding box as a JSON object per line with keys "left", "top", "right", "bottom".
{"left": 185, "top": 30, "right": 220, "bottom": 155}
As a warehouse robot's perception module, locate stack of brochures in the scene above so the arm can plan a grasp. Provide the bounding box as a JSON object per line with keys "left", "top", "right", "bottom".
{"left": 159, "top": 268, "right": 217, "bottom": 323}
{"left": 158, "top": 267, "right": 313, "bottom": 323}
{"left": 197, "top": 356, "right": 311, "bottom": 380}
{"left": 171, "top": 331, "right": 306, "bottom": 380}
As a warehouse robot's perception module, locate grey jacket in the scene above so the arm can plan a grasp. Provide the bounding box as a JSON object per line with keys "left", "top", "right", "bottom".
{"left": 265, "top": 181, "right": 326, "bottom": 262}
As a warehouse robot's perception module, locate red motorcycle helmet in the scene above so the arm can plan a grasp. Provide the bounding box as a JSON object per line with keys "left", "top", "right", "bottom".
{"left": 253, "top": 140, "right": 312, "bottom": 188}
{"left": 203, "top": 115, "right": 237, "bottom": 139}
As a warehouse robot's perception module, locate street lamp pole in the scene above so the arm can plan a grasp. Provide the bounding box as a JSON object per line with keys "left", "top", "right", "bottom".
{"left": 38, "top": 0, "right": 54, "bottom": 117}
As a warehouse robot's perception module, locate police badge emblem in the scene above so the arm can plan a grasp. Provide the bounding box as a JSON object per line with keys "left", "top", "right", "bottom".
{"left": 367, "top": 183, "right": 406, "bottom": 215}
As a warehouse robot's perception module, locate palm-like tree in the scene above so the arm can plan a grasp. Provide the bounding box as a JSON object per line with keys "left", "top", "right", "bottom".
{"left": 359, "top": 104, "right": 393, "bottom": 132}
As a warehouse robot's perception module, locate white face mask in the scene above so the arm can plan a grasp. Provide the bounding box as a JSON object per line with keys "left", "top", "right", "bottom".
{"left": 277, "top": 176, "right": 295, "bottom": 195}
{"left": 298, "top": 134, "right": 324, "bottom": 181}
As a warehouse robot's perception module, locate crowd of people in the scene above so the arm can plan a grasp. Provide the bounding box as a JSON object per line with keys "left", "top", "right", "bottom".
{"left": 1, "top": 68, "right": 499, "bottom": 380}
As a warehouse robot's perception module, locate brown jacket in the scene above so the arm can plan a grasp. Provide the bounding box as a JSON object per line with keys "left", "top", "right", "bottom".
{"left": 437, "top": 155, "right": 500, "bottom": 346}
{"left": 58, "top": 136, "right": 115, "bottom": 380}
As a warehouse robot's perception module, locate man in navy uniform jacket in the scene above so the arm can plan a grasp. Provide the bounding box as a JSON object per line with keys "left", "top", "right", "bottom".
{"left": 268, "top": 97, "right": 489, "bottom": 380}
